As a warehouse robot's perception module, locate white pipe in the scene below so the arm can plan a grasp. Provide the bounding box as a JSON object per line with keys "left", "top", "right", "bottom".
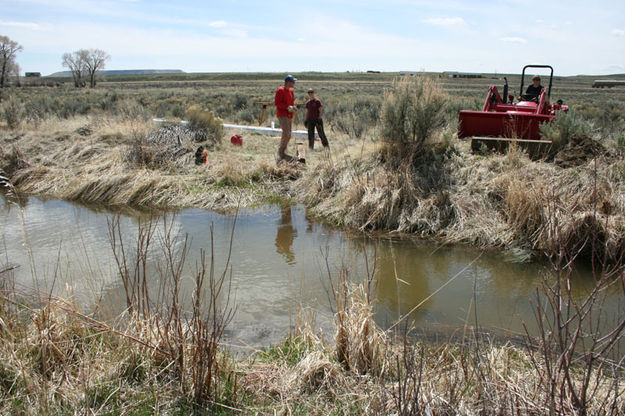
{"left": 153, "top": 119, "right": 316, "bottom": 139}
{"left": 223, "top": 123, "right": 316, "bottom": 139}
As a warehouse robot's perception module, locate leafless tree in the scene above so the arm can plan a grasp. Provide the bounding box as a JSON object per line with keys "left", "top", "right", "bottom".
{"left": 62, "top": 48, "right": 110, "bottom": 88}
{"left": 62, "top": 50, "right": 87, "bottom": 87}
{"left": 83, "top": 48, "right": 110, "bottom": 88}
{"left": 0, "top": 35, "right": 23, "bottom": 94}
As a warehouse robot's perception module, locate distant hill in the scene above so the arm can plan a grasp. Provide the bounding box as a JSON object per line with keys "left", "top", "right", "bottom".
{"left": 47, "top": 69, "right": 185, "bottom": 77}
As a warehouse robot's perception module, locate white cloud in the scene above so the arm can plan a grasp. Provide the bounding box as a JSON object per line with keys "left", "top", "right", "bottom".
{"left": 612, "top": 29, "right": 625, "bottom": 36}
{"left": 208, "top": 20, "right": 227, "bottom": 28}
{"left": 500, "top": 37, "right": 527, "bottom": 43}
{"left": 0, "top": 20, "right": 42, "bottom": 30}
{"left": 423, "top": 17, "right": 466, "bottom": 26}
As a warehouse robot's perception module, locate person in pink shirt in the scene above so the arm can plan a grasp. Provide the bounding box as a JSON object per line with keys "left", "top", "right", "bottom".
{"left": 304, "top": 88, "right": 329, "bottom": 150}
{"left": 275, "top": 75, "right": 297, "bottom": 161}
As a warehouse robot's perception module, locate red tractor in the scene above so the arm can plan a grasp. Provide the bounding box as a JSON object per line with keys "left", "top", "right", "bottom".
{"left": 458, "top": 64, "right": 568, "bottom": 151}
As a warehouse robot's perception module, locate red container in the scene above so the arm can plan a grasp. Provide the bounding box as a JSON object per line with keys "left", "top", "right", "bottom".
{"left": 230, "top": 134, "right": 243, "bottom": 146}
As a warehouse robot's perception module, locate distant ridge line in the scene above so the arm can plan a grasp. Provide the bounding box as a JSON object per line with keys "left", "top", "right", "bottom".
{"left": 47, "top": 69, "right": 185, "bottom": 77}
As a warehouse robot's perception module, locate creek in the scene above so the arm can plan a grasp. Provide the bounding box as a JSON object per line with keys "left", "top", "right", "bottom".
{"left": 1, "top": 195, "right": 623, "bottom": 349}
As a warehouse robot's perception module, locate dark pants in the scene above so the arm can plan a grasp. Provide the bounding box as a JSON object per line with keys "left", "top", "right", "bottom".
{"left": 307, "top": 119, "right": 329, "bottom": 149}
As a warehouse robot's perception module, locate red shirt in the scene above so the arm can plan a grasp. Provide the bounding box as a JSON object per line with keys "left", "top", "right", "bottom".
{"left": 305, "top": 98, "right": 322, "bottom": 120}
{"left": 275, "top": 85, "right": 294, "bottom": 118}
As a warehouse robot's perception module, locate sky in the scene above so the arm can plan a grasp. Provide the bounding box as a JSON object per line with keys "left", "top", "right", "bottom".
{"left": 1, "top": 0, "right": 624, "bottom": 76}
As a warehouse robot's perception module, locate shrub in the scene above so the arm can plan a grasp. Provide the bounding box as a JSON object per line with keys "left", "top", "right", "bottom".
{"left": 233, "top": 107, "right": 257, "bottom": 125}
{"left": 380, "top": 75, "right": 447, "bottom": 149}
{"left": 232, "top": 92, "right": 249, "bottom": 110}
{"left": 125, "top": 133, "right": 156, "bottom": 168}
{"left": 171, "top": 103, "right": 185, "bottom": 119}
{"left": 185, "top": 105, "right": 224, "bottom": 144}
{"left": 379, "top": 75, "right": 448, "bottom": 168}
{"left": 115, "top": 99, "right": 151, "bottom": 121}
{"left": 539, "top": 110, "right": 593, "bottom": 151}
{"left": 328, "top": 97, "right": 381, "bottom": 140}
{"left": 0, "top": 145, "right": 29, "bottom": 177}
{"left": 1, "top": 97, "right": 26, "bottom": 129}
{"left": 332, "top": 109, "right": 368, "bottom": 140}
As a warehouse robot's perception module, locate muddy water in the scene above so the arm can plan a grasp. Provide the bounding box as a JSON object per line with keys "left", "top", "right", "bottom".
{"left": 1, "top": 196, "right": 623, "bottom": 348}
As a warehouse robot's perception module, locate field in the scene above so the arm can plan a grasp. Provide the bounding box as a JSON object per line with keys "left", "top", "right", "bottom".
{"left": 1, "top": 71, "right": 625, "bottom": 414}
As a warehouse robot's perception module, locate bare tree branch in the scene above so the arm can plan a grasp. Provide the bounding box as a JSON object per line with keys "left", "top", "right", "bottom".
{"left": 62, "top": 48, "right": 110, "bottom": 88}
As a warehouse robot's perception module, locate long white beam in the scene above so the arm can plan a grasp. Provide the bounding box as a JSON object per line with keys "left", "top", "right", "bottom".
{"left": 153, "top": 119, "right": 315, "bottom": 139}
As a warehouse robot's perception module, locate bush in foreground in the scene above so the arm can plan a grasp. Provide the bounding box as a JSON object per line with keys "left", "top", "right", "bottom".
{"left": 379, "top": 75, "right": 448, "bottom": 167}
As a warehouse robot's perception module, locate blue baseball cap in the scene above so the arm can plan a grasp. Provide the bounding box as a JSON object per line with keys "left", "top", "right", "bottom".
{"left": 284, "top": 75, "right": 297, "bottom": 82}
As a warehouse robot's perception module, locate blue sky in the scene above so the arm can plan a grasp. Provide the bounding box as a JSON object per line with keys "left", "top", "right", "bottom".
{"left": 1, "top": 0, "right": 624, "bottom": 76}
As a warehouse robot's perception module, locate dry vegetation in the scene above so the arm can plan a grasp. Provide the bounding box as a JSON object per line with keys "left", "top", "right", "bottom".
{"left": 1, "top": 238, "right": 623, "bottom": 414}
{"left": 1, "top": 72, "right": 625, "bottom": 414}
{"left": 0, "top": 115, "right": 304, "bottom": 212}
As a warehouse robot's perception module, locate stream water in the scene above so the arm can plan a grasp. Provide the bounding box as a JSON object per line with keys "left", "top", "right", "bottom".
{"left": 1, "top": 195, "right": 623, "bottom": 350}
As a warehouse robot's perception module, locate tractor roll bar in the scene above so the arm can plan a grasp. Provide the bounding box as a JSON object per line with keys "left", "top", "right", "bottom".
{"left": 520, "top": 64, "right": 553, "bottom": 98}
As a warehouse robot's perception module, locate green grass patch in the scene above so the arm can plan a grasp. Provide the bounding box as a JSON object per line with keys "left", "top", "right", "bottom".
{"left": 258, "top": 335, "right": 314, "bottom": 367}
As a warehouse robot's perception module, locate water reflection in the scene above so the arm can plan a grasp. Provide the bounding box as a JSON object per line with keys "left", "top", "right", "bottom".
{"left": 375, "top": 242, "right": 433, "bottom": 325}
{"left": 275, "top": 203, "right": 297, "bottom": 265}
{"left": 1, "top": 195, "right": 623, "bottom": 348}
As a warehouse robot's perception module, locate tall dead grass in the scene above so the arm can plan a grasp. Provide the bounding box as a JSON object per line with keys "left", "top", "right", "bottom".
{"left": 331, "top": 266, "right": 386, "bottom": 376}
{"left": 242, "top": 246, "right": 624, "bottom": 414}
{"left": 0, "top": 115, "right": 301, "bottom": 211}
{"left": 0, "top": 212, "right": 238, "bottom": 413}
{"left": 298, "top": 134, "right": 625, "bottom": 262}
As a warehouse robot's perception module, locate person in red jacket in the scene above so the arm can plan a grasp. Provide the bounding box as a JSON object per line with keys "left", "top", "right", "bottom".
{"left": 275, "top": 75, "right": 297, "bottom": 161}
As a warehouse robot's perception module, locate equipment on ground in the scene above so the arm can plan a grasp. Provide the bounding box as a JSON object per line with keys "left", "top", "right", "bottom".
{"left": 230, "top": 134, "right": 243, "bottom": 146}
{"left": 194, "top": 146, "right": 209, "bottom": 165}
{"left": 296, "top": 142, "right": 306, "bottom": 164}
{"left": 458, "top": 65, "right": 568, "bottom": 152}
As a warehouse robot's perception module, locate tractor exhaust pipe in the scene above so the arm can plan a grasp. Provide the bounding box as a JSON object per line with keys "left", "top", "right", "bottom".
{"left": 503, "top": 77, "right": 509, "bottom": 104}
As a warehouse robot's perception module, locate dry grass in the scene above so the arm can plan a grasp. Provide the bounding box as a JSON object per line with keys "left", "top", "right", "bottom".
{"left": 2, "top": 292, "right": 622, "bottom": 414}
{"left": 0, "top": 115, "right": 310, "bottom": 211}
{"left": 297, "top": 132, "right": 625, "bottom": 261}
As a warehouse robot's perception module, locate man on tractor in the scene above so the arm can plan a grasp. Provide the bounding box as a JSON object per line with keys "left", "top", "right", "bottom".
{"left": 524, "top": 75, "right": 544, "bottom": 102}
